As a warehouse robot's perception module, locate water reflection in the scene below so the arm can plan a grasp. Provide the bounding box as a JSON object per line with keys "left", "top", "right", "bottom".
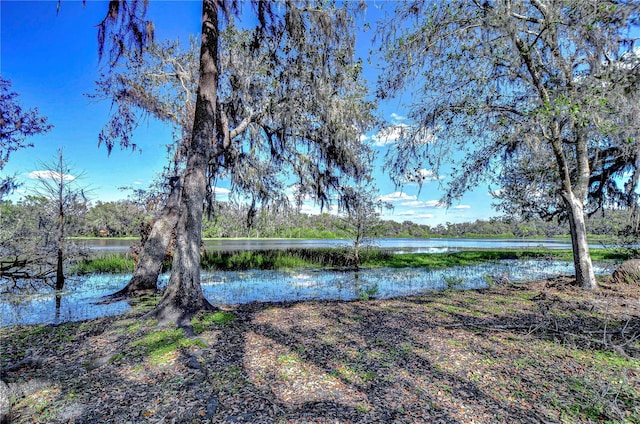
{"left": 1, "top": 260, "right": 613, "bottom": 326}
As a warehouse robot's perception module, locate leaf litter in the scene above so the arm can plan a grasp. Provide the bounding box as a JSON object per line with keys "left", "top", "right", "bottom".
{"left": 1, "top": 276, "right": 638, "bottom": 423}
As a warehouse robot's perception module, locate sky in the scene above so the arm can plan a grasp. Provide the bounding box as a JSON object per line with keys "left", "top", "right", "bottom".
{"left": 0, "top": 0, "right": 500, "bottom": 226}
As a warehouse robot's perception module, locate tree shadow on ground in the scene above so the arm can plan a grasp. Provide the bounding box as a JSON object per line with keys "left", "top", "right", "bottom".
{"left": 1, "top": 276, "right": 638, "bottom": 423}
{"left": 237, "top": 298, "right": 549, "bottom": 423}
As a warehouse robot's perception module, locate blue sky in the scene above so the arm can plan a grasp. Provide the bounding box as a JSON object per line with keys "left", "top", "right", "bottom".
{"left": 1, "top": 0, "right": 499, "bottom": 226}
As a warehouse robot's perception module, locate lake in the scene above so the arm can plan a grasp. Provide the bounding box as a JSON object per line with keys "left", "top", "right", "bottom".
{"left": 81, "top": 237, "right": 592, "bottom": 254}
{"left": 0, "top": 259, "right": 614, "bottom": 326}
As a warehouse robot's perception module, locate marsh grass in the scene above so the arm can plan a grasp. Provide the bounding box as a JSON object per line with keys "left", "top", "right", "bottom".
{"left": 72, "top": 247, "right": 629, "bottom": 275}
{"left": 200, "top": 248, "right": 392, "bottom": 270}
{"left": 71, "top": 254, "right": 135, "bottom": 274}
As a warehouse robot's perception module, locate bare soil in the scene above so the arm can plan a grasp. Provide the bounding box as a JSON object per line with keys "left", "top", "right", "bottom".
{"left": 1, "top": 277, "right": 639, "bottom": 423}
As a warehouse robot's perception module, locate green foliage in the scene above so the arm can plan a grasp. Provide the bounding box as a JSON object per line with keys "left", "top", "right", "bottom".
{"left": 83, "top": 200, "right": 150, "bottom": 237}
{"left": 3, "top": 193, "right": 634, "bottom": 241}
{"left": 483, "top": 274, "right": 498, "bottom": 287}
{"left": 357, "top": 283, "right": 380, "bottom": 301}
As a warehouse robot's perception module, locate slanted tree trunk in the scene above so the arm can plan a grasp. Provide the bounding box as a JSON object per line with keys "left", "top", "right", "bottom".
{"left": 152, "top": 0, "right": 218, "bottom": 325}
{"left": 111, "top": 177, "right": 182, "bottom": 297}
{"left": 564, "top": 192, "right": 598, "bottom": 290}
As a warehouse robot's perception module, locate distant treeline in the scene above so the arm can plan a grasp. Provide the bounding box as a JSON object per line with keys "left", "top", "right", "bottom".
{"left": 1, "top": 197, "right": 633, "bottom": 240}
{"left": 202, "top": 205, "right": 630, "bottom": 240}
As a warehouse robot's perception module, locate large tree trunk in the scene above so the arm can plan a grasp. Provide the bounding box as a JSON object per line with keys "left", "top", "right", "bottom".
{"left": 564, "top": 192, "right": 598, "bottom": 290}
{"left": 111, "top": 177, "right": 182, "bottom": 297}
{"left": 152, "top": 0, "right": 218, "bottom": 326}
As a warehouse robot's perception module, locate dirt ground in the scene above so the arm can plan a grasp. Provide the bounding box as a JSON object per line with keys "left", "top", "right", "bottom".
{"left": 1, "top": 277, "right": 639, "bottom": 423}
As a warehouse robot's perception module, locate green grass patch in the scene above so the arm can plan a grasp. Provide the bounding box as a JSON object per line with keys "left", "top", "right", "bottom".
{"left": 200, "top": 248, "right": 385, "bottom": 270}
{"left": 364, "top": 248, "right": 628, "bottom": 269}
{"left": 129, "top": 327, "right": 207, "bottom": 366}
{"left": 128, "top": 294, "right": 161, "bottom": 313}
{"left": 201, "top": 249, "right": 317, "bottom": 270}
{"left": 573, "top": 349, "right": 639, "bottom": 369}
{"left": 191, "top": 310, "right": 235, "bottom": 334}
{"left": 72, "top": 253, "right": 135, "bottom": 274}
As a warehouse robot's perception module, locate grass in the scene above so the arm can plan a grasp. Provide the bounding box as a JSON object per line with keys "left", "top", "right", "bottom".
{"left": 129, "top": 327, "right": 207, "bottom": 366}
{"left": 191, "top": 310, "right": 235, "bottom": 334}
{"left": 74, "top": 247, "right": 631, "bottom": 275}
{"left": 367, "top": 248, "right": 630, "bottom": 269}
{"left": 71, "top": 254, "right": 135, "bottom": 274}
{"left": 201, "top": 249, "right": 318, "bottom": 270}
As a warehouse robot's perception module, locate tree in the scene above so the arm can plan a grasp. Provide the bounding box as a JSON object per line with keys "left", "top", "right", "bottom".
{"left": 31, "top": 148, "right": 89, "bottom": 292}
{"left": 94, "top": 1, "right": 374, "bottom": 324}
{"left": 91, "top": 37, "right": 198, "bottom": 296}
{"left": 0, "top": 173, "right": 88, "bottom": 295}
{"left": 340, "top": 183, "right": 392, "bottom": 269}
{"left": 0, "top": 77, "right": 52, "bottom": 198}
{"left": 0, "top": 197, "right": 52, "bottom": 289}
{"left": 113, "top": 176, "right": 181, "bottom": 296}
{"left": 378, "top": 0, "right": 640, "bottom": 290}
{"left": 84, "top": 199, "right": 147, "bottom": 236}
{"left": 158, "top": 2, "right": 373, "bottom": 324}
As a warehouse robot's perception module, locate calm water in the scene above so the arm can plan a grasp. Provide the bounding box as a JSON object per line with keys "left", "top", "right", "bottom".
{"left": 0, "top": 260, "right": 613, "bottom": 326}
{"left": 83, "top": 237, "right": 590, "bottom": 254}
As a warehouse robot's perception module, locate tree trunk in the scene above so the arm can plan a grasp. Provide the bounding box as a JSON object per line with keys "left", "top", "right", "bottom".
{"left": 564, "top": 192, "right": 598, "bottom": 290}
{"left": 152, "top": 0, "right": 218, "bottom": 326}
{"left": 55, "top": 176, "right": 64, "bottom": 292}
{"left": 55, "top": 245, "right": 64, "bottom": 291}
{"left": 111, "top": 177, "right": 181, "bottom": 297}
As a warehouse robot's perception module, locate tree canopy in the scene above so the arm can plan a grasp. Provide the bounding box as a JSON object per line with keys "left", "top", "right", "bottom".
{"left": 377, "top": 0, "right": 640, "bottom": 289}
{"left": 0, "top": 78, "right": 53, "bottom": 198}
{"left": 93, "top": 0, "right": 376, "bottom": 323}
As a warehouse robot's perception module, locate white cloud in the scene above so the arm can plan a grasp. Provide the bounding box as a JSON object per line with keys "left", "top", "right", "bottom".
{"left": 413, "top": 213, "right": 435, "bottom": 219}
{"left": 400, "top": 200, "right": 425, "bottom": 207}
{"left": 397, "top": 199, "right": 447, "bottom": 208}
{"left": 297, "top": 202, "right": 341, "bottom": 216}
{"left": 384, "top": 211, "right": 435, "bottom": 221}
{"left": 405, "top": 168, "right": 440, "bottom": 184}
{"left": 28, "top": 170, "right": 75, "bottom": 181}
{"left": 379, "top": 191, "right": 417, "bottom": 202}
{"left": 367, "top": 124, "right": 409, "bottom": 146}
{"left": 424, "top": 199, "right": 447, "bottom": 208}
{"left": 453, "top": 204, "right": 471, "bottom": 210}
{"left": 212, "top": 186, "right": 231, "bottom": 195}
{"left": 390, "top": 112, "right": 406, "bottom": 123}
{"left": 399, "top": 199, "right": 444, "bottom": 208}
{"left": 365, "top": 124, "right": 437, "bottom": 147}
